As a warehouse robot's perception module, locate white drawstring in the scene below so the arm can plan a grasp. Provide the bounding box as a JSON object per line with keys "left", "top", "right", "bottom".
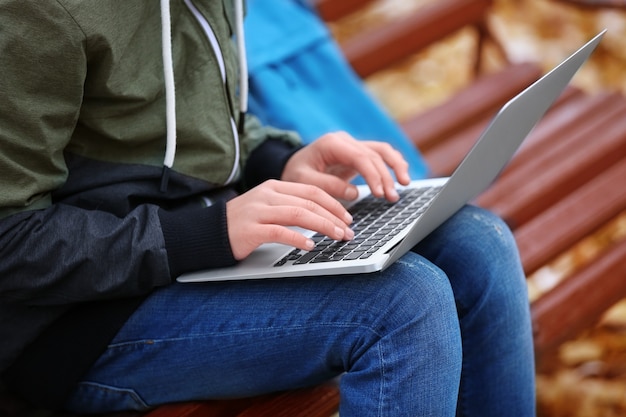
{"left": 234, "top": 0, "right": 248, "bottom": 128}
{"left": 160, "top": 0, "right": 177, "bottom": 191}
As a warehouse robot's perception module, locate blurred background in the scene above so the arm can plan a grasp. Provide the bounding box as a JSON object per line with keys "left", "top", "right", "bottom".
{"left": 329, "top": 1, "right": 626, "bottom": 415}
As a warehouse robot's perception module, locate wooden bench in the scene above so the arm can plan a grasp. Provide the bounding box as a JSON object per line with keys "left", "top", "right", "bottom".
{"left": 3, "top": 0, "right": 625, "bottom": 415}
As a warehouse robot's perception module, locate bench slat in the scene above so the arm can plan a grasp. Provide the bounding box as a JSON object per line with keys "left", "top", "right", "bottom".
{"left": 531, "top": 236, "right": 626, "bottom": 361}
{"left": 312, "top": 0, "right": 376, "bottom": 22}
{"left": 235, "top": 384, "right": 339, "bottom": 417}
{"left": 402, "top": 62, "right": 542, "bottom": 151}
{"left": 339, "top": 0, "right": 493, "bottom": 77}
{"left": 421, "top": 87, "right": 583, "bottom": 177}
{"left": 501, "top": 91, "right": 623, "bottom": 175}
{"left": 477, "top": 95, "right": 626, "bottom": 226}
{"left": 515, "top": 159, "right": 626, "bottom": 274}
{"left": 143, "top": 385, "right": 340, "bottom": 417}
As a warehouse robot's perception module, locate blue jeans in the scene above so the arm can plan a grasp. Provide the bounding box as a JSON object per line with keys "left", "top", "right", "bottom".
{"left": 65, "top": 206, "right": 535, "bottom": 416}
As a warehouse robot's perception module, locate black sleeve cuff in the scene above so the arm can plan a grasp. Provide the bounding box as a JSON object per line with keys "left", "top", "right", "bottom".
{"left": 243, "top": 138, "right": 302, "bottom": 189}
{"left": 158, "top": 202, "right": 237, "bottom": 279}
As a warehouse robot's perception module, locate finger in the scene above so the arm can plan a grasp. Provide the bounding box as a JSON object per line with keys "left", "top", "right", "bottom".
{"left": 265, "top": 181, "right": 353, "bottom": 226}
{"left": 367, "top": 142, "right": 411, "bottom": 186}
{"left": 361, "top": 142, "right": 410, "bottom": 201}
{"left": 263, "top": 203, "right": 355, "bottom": 240}
{"left": 340, "top": 144, "right": 398, "bottom": 201}
{"left": 365, "top": 148, "right": 398, "bottom": 200}
{"left": 261, "top": 195, "right": 353, "bottom": 237}
{"left": 260, "top": 224, "right": 317, "bottom": 252}
{"left": 313, "top": 135, "right": 387, "bottom": 198}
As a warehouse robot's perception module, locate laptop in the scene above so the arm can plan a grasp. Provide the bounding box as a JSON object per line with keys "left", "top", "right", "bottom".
{"left": 178, "top": 31, "right": 605, "bottom": 283}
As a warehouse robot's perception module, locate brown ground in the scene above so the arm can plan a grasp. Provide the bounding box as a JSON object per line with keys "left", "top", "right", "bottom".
{"left": 332, "top": 1, "right": 626, "bottom": 415}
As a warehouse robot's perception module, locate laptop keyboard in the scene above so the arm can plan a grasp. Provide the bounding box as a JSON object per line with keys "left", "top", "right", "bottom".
{"left": 274, "top": 186, "right": 442, "bottom": 267}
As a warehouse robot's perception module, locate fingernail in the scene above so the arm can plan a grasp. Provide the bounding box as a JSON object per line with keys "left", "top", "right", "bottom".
{"left": 344, "top": 187, "right": 358, "bottom": 200}
{"left": 389, "top": 189, "right": 400, "bottom": 201}
{"left": 305, "top": 239, "right": 315, "bottom": 250}
{"left": 344, "top": 212, "right": 353, "bottom": 224}
{"left": 344, "top": 228, "right": 354, "bottom": 240}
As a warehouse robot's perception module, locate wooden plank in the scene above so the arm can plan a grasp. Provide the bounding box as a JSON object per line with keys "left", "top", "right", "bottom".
{"left": 550, "top": 0, "right": 626, "bottom": 9}
{"left": 422, "top": 87, "right": 583, "bottom": 176}
{"left": 500, "top": 91, "right": 623, "bottom": 176}
{"left": 237, "top": 385, "right": 339, "bottom": 417}
{"left": 312, "top": 0, "right": 377, "bottom": 22}
{"left": 476, "top": 95, "right": 626, "bottom": 227}
{"left": 144, "top": 400, "right": 254, "bottom": 417}
{"left": 402, "top": 62, "right": 543, "bottom": 151}
{"left": 143, "top": 385, "right": 339, "bottom": 417}
{"left": 531, "top": 237, "right": 626, "bottom": 361}
{"left": 145, "top": 402, "right": 226, "bottom": 417}
{"left": 340, "top": 0, "right": 493, "bottom": 77}
{"left": 515, "top": 159, "right": 626, "bottom": 274}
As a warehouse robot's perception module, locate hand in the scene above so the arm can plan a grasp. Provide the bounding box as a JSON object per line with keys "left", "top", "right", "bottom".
{"left": 226, "top": 180, "right": 354, "bottom": 260}
{"left": 282, "top": 131, "right": 411, "bottom": 202}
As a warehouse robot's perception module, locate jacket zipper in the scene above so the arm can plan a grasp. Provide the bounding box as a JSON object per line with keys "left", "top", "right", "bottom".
{"left": 184, "top": 0, "right": 240, "bottom": 185}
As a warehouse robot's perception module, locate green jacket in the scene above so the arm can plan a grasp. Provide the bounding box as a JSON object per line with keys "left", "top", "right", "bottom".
{"left": 0, "top": 0, "right": 301, "bottom": 406}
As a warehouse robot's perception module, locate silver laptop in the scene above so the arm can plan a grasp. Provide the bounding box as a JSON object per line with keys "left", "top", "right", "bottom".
{"left": 178, "top": 31, "right": 604, "bottom": 283}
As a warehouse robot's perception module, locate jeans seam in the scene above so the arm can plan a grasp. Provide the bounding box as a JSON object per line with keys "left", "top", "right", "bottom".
{"left": 72, "top": 380, "right": 149, "bottom": 410}
{"left": 377, "top": 341, "right": 386, "bottom": 417}
{"left": 107, "top": 322, "right": 384, "bottom": 349}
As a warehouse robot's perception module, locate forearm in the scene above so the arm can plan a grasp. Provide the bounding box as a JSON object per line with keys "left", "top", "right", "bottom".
{"left": 0, "top": 204, "right": 170, "bottom": 306}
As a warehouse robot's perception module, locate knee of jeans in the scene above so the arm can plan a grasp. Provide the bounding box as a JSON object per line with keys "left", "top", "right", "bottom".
{"left": 461, "top": 206, "right": 516, "bottom": 247}
{"left": 447, "top": 206, "right": 518, "bottom": 270}
{"left": 446, "top": 206, "right": 528, "bottom": 315}
{"left": 367, "top": 257, "right": 460, "bottom": 343}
